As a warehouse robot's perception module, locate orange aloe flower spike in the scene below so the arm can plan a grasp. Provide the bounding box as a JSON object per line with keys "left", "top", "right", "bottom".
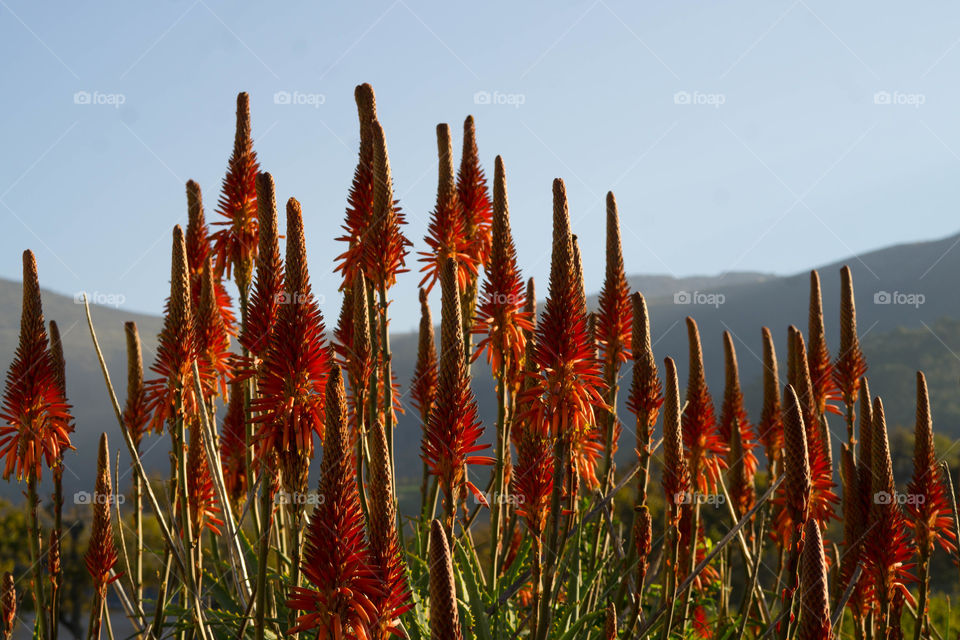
{"left": 195, "top": 260, "right": 232, "bottom": 402}
{"left": 410, "top": 289, "right": 439, "bottom": 426}
{"left": 365, "top": 118, "right": 411, "bottom": 290}
{"left": 429, "top": 519, "right": 464, "bottom": 640}
{"left": 682, "top": 317, "right": 727, "bottom": 493}
{"left": 757, "top": 327, "right": 782, "bottom": 478}
{"left": 834, "top": 266, "right": 867, "bottom": 409}
{"left": 596, "top": 192, "right": 632, "bottom": 372}
{"left": 211, "top": 92, "right": 260, "bottom": 295}
{"left": 661, "top": 357, "right": 689, "bottom": 526}
{"left": 123, "top": 322, "right": 150, "bottom": 452}
{"left": 797, "top": 518, "right": 832, "bottom": 640}
{"left": 0, "top": 251, "right": 71, "bottom": 481}
{"left": 186, "top": 180, "right": 236, "bottom": 336}
{"left": 807, "top": 271, "right": 839, "bottom": 417}
{"left": 720, "top": 331, "right": 758, "bottom": 487}
{"left": 85, "top": 434, "right": 119, "bottom": 591}
{"left": 457, "top": 115, "right": 492, "bottom": 270}
{"left": 239, "top": 172, "right": 283, "bottom": 362}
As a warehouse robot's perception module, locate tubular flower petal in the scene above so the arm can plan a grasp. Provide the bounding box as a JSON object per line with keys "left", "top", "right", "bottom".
{"left": 421, "top": 258, "right": 492, "bottom": 525}
{"left": 288, "top": 368, "right": 382, "bottom": 637}
{"left": 0, "top": 251, "right": 72, "bottom": 481}
{"left": 472, "top": 156, "right": 532, "bottom": 390}
{"left": 211, "top": 92, "right": 260, "bottom": 294}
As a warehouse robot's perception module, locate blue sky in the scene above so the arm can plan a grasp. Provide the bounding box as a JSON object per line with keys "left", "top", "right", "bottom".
{"left": 2, "top": 1, "right": 960, "bottom": 331}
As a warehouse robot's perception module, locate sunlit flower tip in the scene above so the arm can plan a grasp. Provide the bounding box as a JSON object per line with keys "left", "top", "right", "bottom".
{"left": 0, "top": 250, "right": 72, "bottom": 481}
{"left": 187, "top": 421, "right": 223, "bottom": 536}
{"left": 251, "top": 199, "right": 330, "bottom": 465}
{"left": 1, "top": 572, "right": 14, "bottom": 637}
{"left": 661, "top": 357, "right": 689, "bottom": 522}
{"left": 411, "top": 288, "right": 439, "bottom": 425}
{"left": 807, "top": 271, "right": 838, "bottom": 416}
{"left": 683, "top": 317, "right": 727, "bottom": 489}
{"left": 85, "top": 434, "right": 119, "bottom": 591}
{"left": 220, "top": 381, "right": 247, "bottom": 503}
{"left": 422, "top": 258, "right": 491, "bottom": 523}
{"left": 211, "top": 92, "right": 260, "bottom": 293}
{"left": 368, "top": 420, "right": 412, "bottom": 632}
{"left": 907, "top": 371, "right": 957, "bottom": 553}
{"left": 834, "top": 265, "right": 867, "bottom": 405}
{"left": 782, "top": 385, "right": 812, "bottom": 533}
{"left": 596, "top": 191, "right": 632, "bottom": 370}
{"left": 429, "top": 519, "right": 464, "bottom": 640}
{"left": 865, "top": 396, "right": 916, "bottom": 611}
{"left": 122, "top": 322, "right": 149, "bottom": 451}
{"left": 144, "top": 226, "right": 194, "bottom": 434}
{"left": 335, "top": 83, "right": 379, "bottom": 288}
{"left": 239, "top": 172, "right": 283, "bottom": 360}
{"left": 457, "top": 115, "right": 493, "bottom": 268}
{"left": 196, "top": 261, "right": 232, "bottom": 400}
{"left": 797, "top": 518, "right": 831, "bottom": 640}
{"left": 758, "top": 327, "right": 783, "bottom": 473}
{"left": 419, "top": 123, "right": 474, "bottom": 294}
{"left": 288, "top": 366, "right": 381, "bottom": 637}
{"left": 366, "top": 118, "right": 411, "bottom": 289}
{"left": 472, "top": 155, "right": 531, "bottom": 385}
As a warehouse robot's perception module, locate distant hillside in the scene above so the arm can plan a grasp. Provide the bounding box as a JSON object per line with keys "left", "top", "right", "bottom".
{"left": 2, "top": 231, "right": 960, "bottom": 501}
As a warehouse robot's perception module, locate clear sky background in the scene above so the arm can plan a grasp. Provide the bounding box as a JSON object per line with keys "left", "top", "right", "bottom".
{"left": 2, "top": 1, "right": 959, "bottom": 331}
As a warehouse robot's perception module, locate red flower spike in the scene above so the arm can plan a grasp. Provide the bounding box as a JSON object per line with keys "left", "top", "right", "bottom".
{"left": 757, "top": 327, "right": 782, "bottom": 477}
{"left": 252, "top": 198, "right": 331, "bottom": 486}
{"left": 144, "top": 226, "right": 199, "bottom": 435}
{"left": 774, "top": 385, "right": 812, "bottom": 547}
{"left": 85, "top": 434, "right": 119, "bottom": 591}
{"left": 864, "top": 397, "right": 916, "bottom": 626}
{"left": 522, "top": 179, "right": 606, "bottom": 458}
{"left": 719, "top": 331, "right": 758, "bottom": 489}
{"left": 661, "top": 357, "right": 690, "bottom": 527}
{"left": 365, "top": 119, "right": 411, "bottom": 290}
{"left": 0, "top": 251, "right": 72, "bottom": 481}
{"left": 834, "top": 266, "right": 867, "bottom": 408}
{"left": 456, "top": 115, "right": 492, "bottom": 269}
{"left": 797, "top": 518, "right": 832, "bottom": 640}
{"left": 906, "top": 371, "right": 957, "bottom": 554}
{"left": 421, "top": 258, "right": 492, "bottom": 528}
{"left": 513, "top": 417, "right": 554, "bottom": 540}
{"left": 335, "top": 83, "right": 379, "bottom": 289}
{"left": 186, "top": 180, "right": 236, "bottom": 336}
{"left": 596, "top": 192, "right": 632, "bottom": 373}
{"left": 239, "top": 172, "right": 284, "bottom": 362}
{"left": 288, "top": 367, "right": 382, "bottom": 637}
{"left": 410, "top": 289, "right": 439, "bottom": 426}
{"left": 122, "top": 322, "right": 150, "bottom": 453}
{"left": 419, "top": 123, "right": 476, "bottom": 294}
{"left": 682, "top": 317, "right": 727, "bottom": 493}
{"left": 807, "top": 271, "right": 839, "bottom": 417}
{"left": 211, "top": 92, "right": 260, "bottom": 294}
{"left": 472, "top": 156, "right": 533, "bottom": 390}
